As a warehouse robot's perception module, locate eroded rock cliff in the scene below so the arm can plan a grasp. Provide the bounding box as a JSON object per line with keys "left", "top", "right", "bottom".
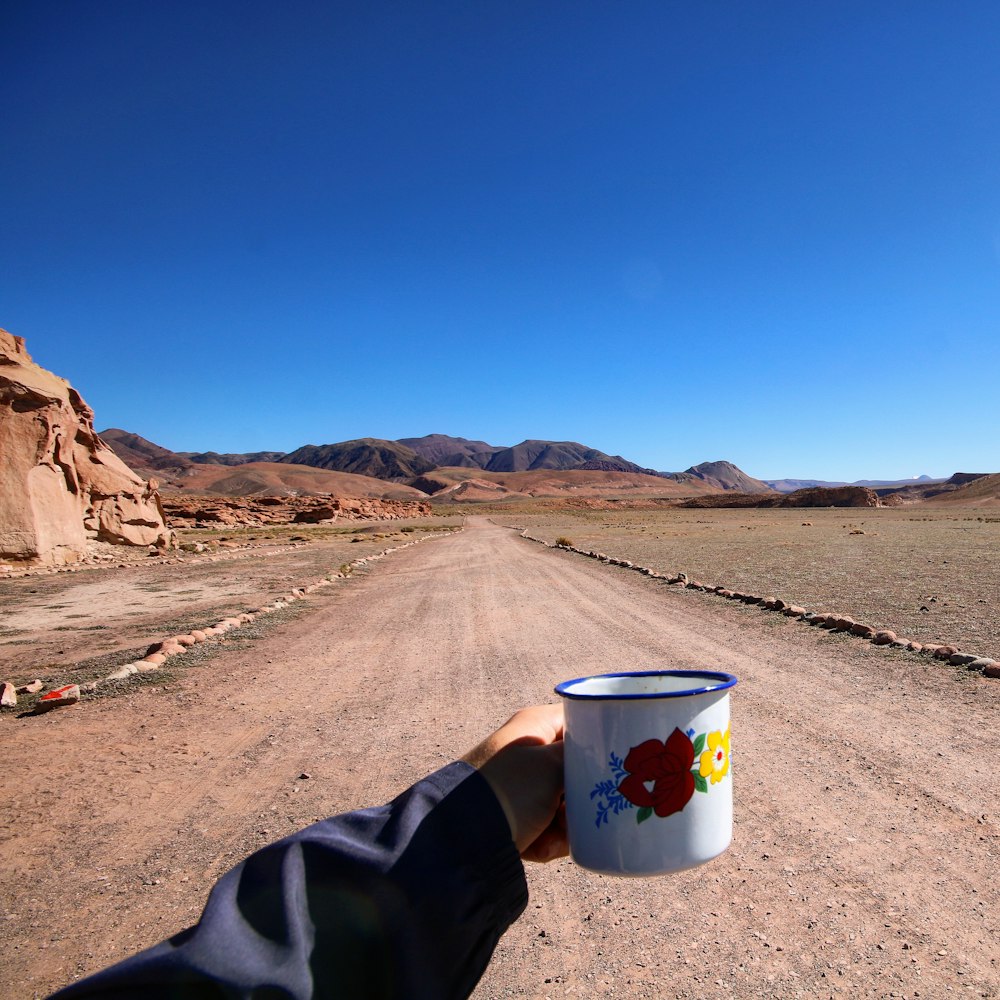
{"left": 0, "top": 331, "right": 174, "bottom": 564}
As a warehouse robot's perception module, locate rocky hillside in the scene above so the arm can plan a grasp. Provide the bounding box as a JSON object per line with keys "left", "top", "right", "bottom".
{"left": 915, "top": 473, "right": 1000, "bottom": 507}
{"left": 681, "top": 485, "right": 883, "bottom": 509}
{"left": 279, "top": 438, "right": 435, "bottom": 480}
{"left": 397, "top": 434, "right": 503, "bottom": 468}
{"left": 685, "top": 461, "right": 774, "bottom": 493}
{"left": 99, "top": 429, "right": 194, "bottom": 475}
{"left": 179, "top": 450, "right": 286, "bottom": 466}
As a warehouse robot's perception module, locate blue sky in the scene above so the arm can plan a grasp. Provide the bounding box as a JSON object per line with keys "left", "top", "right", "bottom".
{"left": 3, "top": 2, "right": 999, "bottom": 481}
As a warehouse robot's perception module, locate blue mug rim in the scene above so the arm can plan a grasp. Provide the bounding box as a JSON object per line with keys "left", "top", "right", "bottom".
{"left": 554, "top": 669, "right": 738, "bottom": 701}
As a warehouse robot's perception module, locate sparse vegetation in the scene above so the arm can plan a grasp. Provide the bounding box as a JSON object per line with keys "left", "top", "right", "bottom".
{"left": 554, "top": 536, "right": 574, "bottom": 548}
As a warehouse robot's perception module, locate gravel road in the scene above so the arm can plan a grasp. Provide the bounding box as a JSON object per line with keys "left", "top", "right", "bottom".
{"left": 2, "top": 517, "right": 997, "bottom": 998}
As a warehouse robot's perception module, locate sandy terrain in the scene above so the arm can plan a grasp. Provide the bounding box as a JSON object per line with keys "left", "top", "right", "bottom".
{"left": 1, "top": 518, "right": 997, "bottom": 998}
{"left": 0, "top": 520, "right": 460, "bottom": 687}
{"left": 489, "top": 506, "right": 1000, "bottom": 662}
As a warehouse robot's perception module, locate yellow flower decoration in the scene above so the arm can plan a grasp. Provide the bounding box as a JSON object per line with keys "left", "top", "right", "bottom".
{"left": 698, "top": 724, "right": 731, "bottom": 784}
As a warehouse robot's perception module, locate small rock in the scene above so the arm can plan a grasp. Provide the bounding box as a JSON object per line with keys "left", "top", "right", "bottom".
{"left": 17, "top": 679, "right": 44, "bottom": 694}
{"left": 949, "top": 652, "right": 978, "bottom": 666}
{"left": 1, "top": 681, "right": 17, "bottom": 707}
{"left": 299, "top": 772, "right": 311, "bottom": 780}
{"left": 849, "top": 622, "right": 873, "bottom": 637}
{"left": 907, "top": 641, "right": 923, "bottom": 652}
{"left": 35, "top": 684, "right": 81, "bottom": 712}
{"left": 142, "top": 653, "right": 167, "bottom": 666}
{"left": 872, "top": 630, "right": 897, "bottom": 646}
{"left": 833, "top": 616, "right": 856, "bottom": 631}
{"left": 934, "top": 645, "right": 958, "bottom": 660}
{"left": 106, "top": 664, "right": 139, "bottom": 681}
{"left": 967, "top": 657, "right": 995, "bottom": 672}
{"left": 190, "top": 630, "right": 208, "bottom": 642}
{"left": 172, "top": 634, "right": 198, "bottom": 647}
{"left": 983, "top": 662, "right": 1000, "bottom": 679}
{"left": 783, "top": 605, "right": 806, "bottom": 617}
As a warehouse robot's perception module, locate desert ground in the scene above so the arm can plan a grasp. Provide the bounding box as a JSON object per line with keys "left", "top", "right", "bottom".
{"left": 1, "top": 515, "right": 998, "bottom": 999}
{"left": 488, "top": 504, "right": 1000, "bottom": 662}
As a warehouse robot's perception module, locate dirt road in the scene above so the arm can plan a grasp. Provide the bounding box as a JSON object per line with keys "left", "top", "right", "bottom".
{"left": 2, "top": 518, "right": 997, "bottom": 998}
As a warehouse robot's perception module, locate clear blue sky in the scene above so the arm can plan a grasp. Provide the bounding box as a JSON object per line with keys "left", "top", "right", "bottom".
{"left": 3, "top": 1, "right": 999, "bottom": 481}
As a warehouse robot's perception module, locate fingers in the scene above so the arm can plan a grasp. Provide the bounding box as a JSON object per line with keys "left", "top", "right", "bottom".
{"left": 496, "top": 703, "right": 565, "bottom": 747}
{"left": 462, "top": 703, "right": 565, "bottom": 769}
{"left": 521, "top": 803, "right": 568, "bottom": 864}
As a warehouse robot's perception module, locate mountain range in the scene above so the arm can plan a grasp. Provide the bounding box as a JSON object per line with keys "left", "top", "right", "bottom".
{"left": 96, "top": 430, "right": 996, "bottom": 505}
{"left": 99, "top": 430, "right": 775, "bottom": 493}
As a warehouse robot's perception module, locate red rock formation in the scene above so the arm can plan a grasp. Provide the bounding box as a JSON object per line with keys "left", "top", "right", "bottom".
{"left": 160, "top": 493, "right": 431, "bottom": 528}
{"left": 0, "top": 331, "right": 174, "bottom": 564}
{"left": 680, "top": 485, "right": 883, "bottom": 509}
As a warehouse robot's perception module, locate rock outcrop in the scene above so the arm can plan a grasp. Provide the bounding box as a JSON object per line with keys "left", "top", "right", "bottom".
{"left": 680, "top": 485, "right": 883, "bottom": 509}
{"left": 0, "top": 331, "right": 174, "bottom": 564}
{"left": 161, "top": 493, "right": 431, "bottom": 528}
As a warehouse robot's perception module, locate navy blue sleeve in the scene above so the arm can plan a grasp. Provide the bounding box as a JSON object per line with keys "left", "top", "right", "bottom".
{"left": 52, "top": 762, "right": 528, "bottom": 1000}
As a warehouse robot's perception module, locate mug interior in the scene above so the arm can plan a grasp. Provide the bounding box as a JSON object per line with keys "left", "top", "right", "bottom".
{"left": 555, "top": 669, "right": 737, "bottom": 700}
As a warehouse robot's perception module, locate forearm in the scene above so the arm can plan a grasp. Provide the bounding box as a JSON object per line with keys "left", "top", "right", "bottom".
{"left": 52, "top": 762, "right": 527, "bottom": 1000}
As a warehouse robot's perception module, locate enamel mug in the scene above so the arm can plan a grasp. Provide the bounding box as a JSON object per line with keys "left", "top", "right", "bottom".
{"left": 555, "top": 669, "right": 737, "bottom": 876}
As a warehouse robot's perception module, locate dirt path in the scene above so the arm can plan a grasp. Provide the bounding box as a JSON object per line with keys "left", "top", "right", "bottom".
{"left": 2, "top": 518, "right": 997, "bottom": 998}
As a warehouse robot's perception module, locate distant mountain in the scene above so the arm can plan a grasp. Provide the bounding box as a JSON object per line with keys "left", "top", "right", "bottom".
{"left": 397, "top": 434, "right": 504, "bottom": 468}
{"left": 766, "top": 474, "right": 944, "bottom": 494}
{"left": 685, "top": 461, "right": 773, "bottom": 493}
{"left": 765, "top": 478, "right": 848, "bottom": 493}
{"left": 179, "top": 450, "right": 286, "bottom": 466}
{"left": 480, "top": 440, "right": 629, "bottom": 473}
{"left": 279, "top": 438, "right": 435, "bottom": 480}
{"left": 98, "top": 428, "right": 193, "bottom": 475}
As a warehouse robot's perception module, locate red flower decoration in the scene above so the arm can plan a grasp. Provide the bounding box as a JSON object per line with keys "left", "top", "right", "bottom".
{"left": 617, "top": 728, "right": 696, "bottom": 818}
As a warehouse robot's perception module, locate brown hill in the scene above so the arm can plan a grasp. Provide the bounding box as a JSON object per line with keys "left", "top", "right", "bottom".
{"left": 920, "top": 473, "right": 1000, "bottom": 507}
{"left": 99, "top": 431, "right": 423, "bottom": 499}
{"left": 397, "top": 434, "right": 503, "bottom": 468}
{"left": 179, "top": 450, "right": 286, "bottom": 466}
{"left": 174, "top": 462, "right": 427, "bottom": 500}
{"left": 279, "top": 438, "right": 435, "bottom": 480}
{"left": 424, "top": 466, "right": 723, "bottom": 501}
{"left": 482, "top": 439, "right": 633, "bottom": 473}
{"left": 685, "top": 460, "right": 774, "bottom": 493}
{"left": 98, "top": 428, "right": 194, "bottom": 476}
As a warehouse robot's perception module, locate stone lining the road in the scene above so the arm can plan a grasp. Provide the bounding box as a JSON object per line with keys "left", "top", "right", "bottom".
{"left": 512, "top": 527, "right": 999, "bottom": 680}
{"left": 3, "top": 530, "right": 460, "bottom": 714}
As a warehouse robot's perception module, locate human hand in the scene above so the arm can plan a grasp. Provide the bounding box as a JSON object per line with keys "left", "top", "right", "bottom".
{"left": 462, "top": 704, "right": 567, "bottom": 864}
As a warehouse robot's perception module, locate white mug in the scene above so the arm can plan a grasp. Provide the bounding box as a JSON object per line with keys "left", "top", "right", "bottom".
{"left": 555, "top": 670, "right": 737, "bottom": 876}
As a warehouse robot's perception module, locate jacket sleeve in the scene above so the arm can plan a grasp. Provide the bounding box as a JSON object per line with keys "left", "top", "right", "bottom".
{"left": 51, "top": 761, "right": 528, "bottom": 1000}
